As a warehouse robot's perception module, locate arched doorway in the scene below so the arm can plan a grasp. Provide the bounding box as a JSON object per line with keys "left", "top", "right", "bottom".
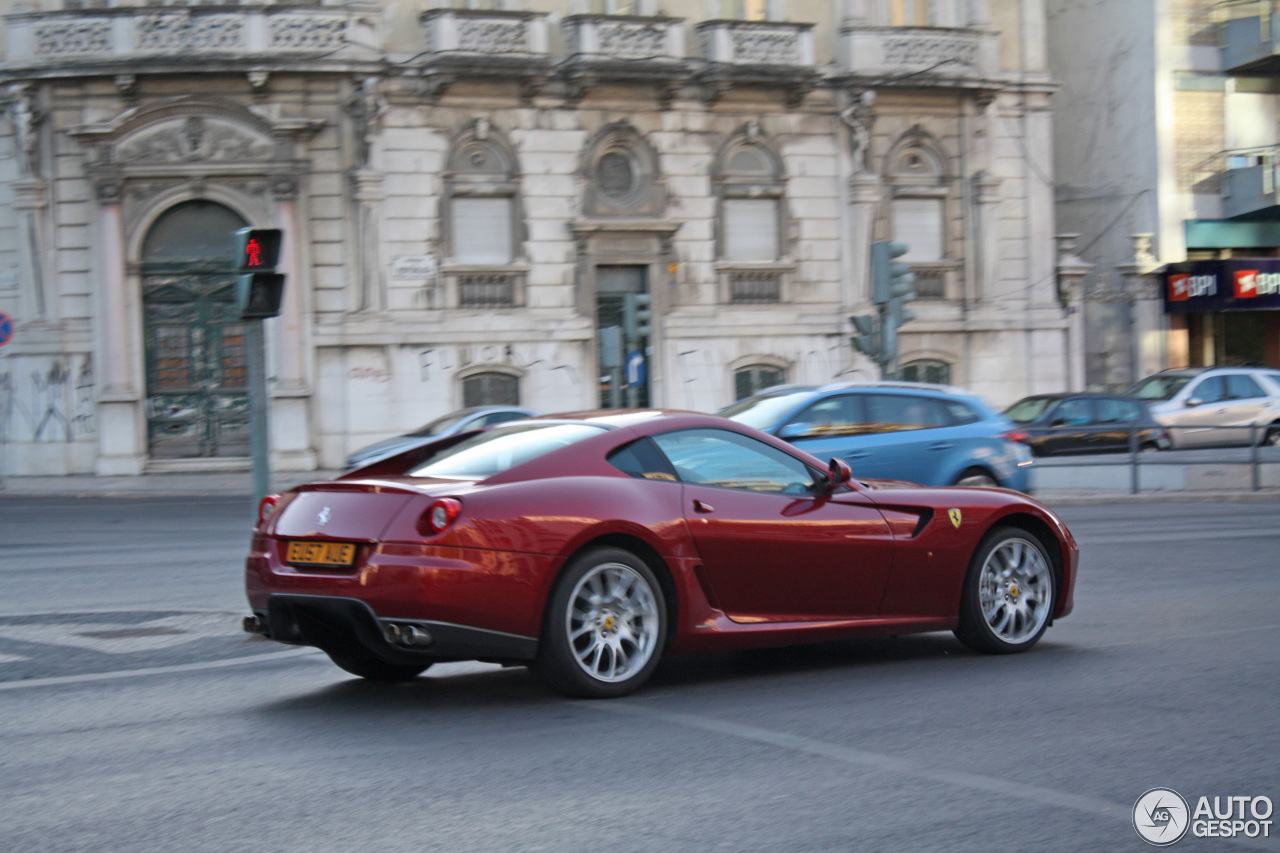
{"left": 141, "top": 200, "right": 250, "bottom": 459}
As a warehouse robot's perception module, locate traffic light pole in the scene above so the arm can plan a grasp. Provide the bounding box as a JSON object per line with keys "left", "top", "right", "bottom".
{"left": 246, "top": 317, "right": 271, "bottom": 507}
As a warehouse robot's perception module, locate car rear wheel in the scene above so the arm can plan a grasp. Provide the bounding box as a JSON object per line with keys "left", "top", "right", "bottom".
{"left": 327, "top": 653, "right": 432, "bottom": 683}
{"left": 954, "top": 527, "right": 1055, "bottom": 654}
{"left": 1140, "top": 442, "right": 1161, "bottom": 453}
{"left": 535, "top": 547, "right": 666, "bottom": 699}
{"left": 1264, "top": 424, "right": 1280, "bottom": 447}
{"left": 954, "top": 468, "right": 998, "bottom": 488}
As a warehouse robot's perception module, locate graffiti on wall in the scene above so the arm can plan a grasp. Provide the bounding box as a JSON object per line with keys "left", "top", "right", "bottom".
{"left": 0, "top": 354, "right": 95, "bottom": 444}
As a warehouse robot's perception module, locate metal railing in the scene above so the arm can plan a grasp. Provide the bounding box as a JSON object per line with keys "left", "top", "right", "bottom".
{"left": 1031, "top": 423, "right": 1279, "bottom": 494}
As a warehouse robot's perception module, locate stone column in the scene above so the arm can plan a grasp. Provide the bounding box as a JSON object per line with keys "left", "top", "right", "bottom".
{"left": 848, "top": 173, "right": 881, "bottom": 310}
{"left": 92, "top": 175, "right": 145, "bottom": 475}
{"left": 268, "top": 174, "right": 316, "bottom": 471}
{"left": 972, "top": 170, "right": 1001, "bottom": 302}
{"left": 12, "top": 177, "right": 47, "bottom": 319}
{"left": 1055, "top": 234, "right": 1093, "bottom": 391}
{"left": 351, "top": 169, "right": 386, "bottom": 313}
{"left": 1117, "top": 233, "right": 1164, "bottom": 382}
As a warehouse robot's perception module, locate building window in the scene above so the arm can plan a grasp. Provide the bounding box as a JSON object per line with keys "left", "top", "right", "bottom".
{"left": 717, "top": 0, "right": 772, "bottom": 19}
{"left": 444, "top": 120, "right": 521, "bottom": 267}
{"left": 887, "top": 134, "right": 953, "bottom": 299}
{"left": 735, "top": 364, "right": 787, "bottom": 399}
{"left": 716, "top": 127, "right": 788, "bottom": 303}
{"left": 901, "top": 359, "right": 951, "bottom": 385}
{"left": 462, "top": 372, "right": 519, "bottom": 407}
{"left": 887, "top": 0, "right": 961, "bottom": 26}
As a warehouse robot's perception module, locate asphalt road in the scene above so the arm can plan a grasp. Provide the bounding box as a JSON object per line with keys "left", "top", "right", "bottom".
{"left": 1, "top": 496, "right": 1277, "bottom": 852}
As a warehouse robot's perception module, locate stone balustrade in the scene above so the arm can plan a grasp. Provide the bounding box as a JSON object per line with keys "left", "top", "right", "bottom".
{"left": 838, "top": 25, "right": 999, "bottom": 81}
{"left": 696, "top": 20, "right": 814, "bottom": 67}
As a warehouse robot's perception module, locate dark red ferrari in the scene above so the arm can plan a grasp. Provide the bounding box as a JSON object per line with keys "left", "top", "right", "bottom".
{"left": 244, "top": 410, "right": 1077, "bottom": 698}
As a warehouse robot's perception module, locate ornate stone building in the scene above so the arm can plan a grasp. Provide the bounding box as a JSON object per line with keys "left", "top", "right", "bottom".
{"left": 0, "top": 0, "right": 1066, "bottom": 476}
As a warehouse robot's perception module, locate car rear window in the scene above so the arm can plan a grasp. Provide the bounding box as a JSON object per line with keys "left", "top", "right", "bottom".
{"left": 607, "top": 439, "right": 678, "bottom": 482}
{"left": 721, "top": 392, "right": 814, "bottom": 429}
{"left": 1127, "top": 375, "right": 1192, "bottom": 401}
{"left": 407, "top": 423, "right": 606, "bottom": 479}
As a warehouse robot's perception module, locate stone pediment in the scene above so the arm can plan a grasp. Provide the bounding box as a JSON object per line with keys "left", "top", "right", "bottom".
{"left": 117, "top": 115, "right": 274, "bottom": 165}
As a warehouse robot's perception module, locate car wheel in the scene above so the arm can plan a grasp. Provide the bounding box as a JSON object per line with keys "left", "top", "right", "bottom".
{"left": 327, "top": 653, "right": 432, "bottom": 683}
{"left": 535, "top": 547, "right": 667, "bottom": 699}
{"left": 1265, "top": 424, "right": 1280, "bottom": 447}
{"left": 1140, "top": 442, "right": 1160, "bottom": 453}
{"left": 954, "top": 527, "right": 1055, "bottom": 654}
{"left": 954, "top": 468, "right": 998, "bottom": 488}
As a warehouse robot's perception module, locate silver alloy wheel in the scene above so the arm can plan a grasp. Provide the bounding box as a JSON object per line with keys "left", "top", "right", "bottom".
{"left": 1267, "top": 427, "right": 1280, "bottom": 447}
{"left": 956, "top": 471, "right": 998, "bottom": 488}
{"left": 565, "top": 561, "right": 659, "bottom": 683}
{"left": 976, "top": 537, "right": 1053, "bottom": 645}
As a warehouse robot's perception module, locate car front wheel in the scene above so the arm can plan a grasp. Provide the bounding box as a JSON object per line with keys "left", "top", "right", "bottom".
{"left": 535, "top": 547, "right": 667, "bottom": 699}
{"left": 954, "top": 468, "right": 998, "bottom": 488}
{"left": 954, "top": 527, "right": 1055, "bottom": 654}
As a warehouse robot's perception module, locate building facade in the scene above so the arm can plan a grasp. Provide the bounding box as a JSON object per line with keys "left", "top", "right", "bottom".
{"left": 0, "top": 0, "right": 1065, "bottom": 476}
{"left": 1048, "top": 0, "right": 1280, "bottom": 391}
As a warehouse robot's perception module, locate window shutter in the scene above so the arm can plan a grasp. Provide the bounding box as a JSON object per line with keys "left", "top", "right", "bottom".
{"left": 451, "top": 198, "right": 513, "bottom": 264}
{"left": 892, "top": 199, "right": 944, "bottom": 261}
{"left": 724, "top": 199, "right": 779, "bottom": 261}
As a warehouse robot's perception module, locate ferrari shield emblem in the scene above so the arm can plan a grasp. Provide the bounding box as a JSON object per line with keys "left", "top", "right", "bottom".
{"left": 948, "top": 508, "right": 962, "bottom": 528}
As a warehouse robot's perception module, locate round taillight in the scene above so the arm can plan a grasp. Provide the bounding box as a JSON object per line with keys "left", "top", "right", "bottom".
{"left": 257, "top": 494, "right": 280, "bottom": 526}
{"left": 425, "top": 498, "right": 462, "bottom": 534}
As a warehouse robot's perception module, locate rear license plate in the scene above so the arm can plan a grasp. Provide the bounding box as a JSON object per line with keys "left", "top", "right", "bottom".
{"left": 285, "top": 540, "right": 356, "bottom": 568}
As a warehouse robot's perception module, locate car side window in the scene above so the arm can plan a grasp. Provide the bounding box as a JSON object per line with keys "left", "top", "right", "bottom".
{"left": 651, "top": 428, "right": 818, "bottom": 494}
{"left": 864, "top": 394, "right": 947, "bottom": 433}
{"left": 1095, "top": 398, "right": 1136, "bottom": 423}
{"left": 482, "top": 411, "right": 525, "bottom": 426}
{"left": 1191, "top": 376, "right": 1226, "bottom": 404}
{"left": 1053, "top": 398, "right": 1093, "bottom": 426}
{"left": 607, "top": 438, "right": 679, "bottom": 482}
{"left": 943, "top": 400, "right": 981, "bottom": 425}
{"left": 783, "top": 395, "right": 865, "bottom": 438}
{"left": 1226, "top": 375, "right": 1264, "bottom": 400}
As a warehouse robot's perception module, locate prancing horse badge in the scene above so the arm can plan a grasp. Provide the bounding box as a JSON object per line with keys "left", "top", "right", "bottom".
{"left": 948, "top": 508, "right": 962, "bottom": 528}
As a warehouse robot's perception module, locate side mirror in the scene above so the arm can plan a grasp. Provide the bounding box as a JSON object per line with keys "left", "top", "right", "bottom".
{"left": 1185, "top": 397, "right": 1203, "bottom": 408}
{"left": 1051, "top": 417, "right": 1067, "bottom": 428}
{"left": 778, "top": 422, "right": 810, "bottom": 440}
{"left": 826, "top": 457, "right": 853, "bottom": 492}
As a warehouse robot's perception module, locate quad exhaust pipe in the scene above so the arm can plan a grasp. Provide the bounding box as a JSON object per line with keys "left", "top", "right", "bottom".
{"left": 382, "top": 622, "right": 433, "bottom": 648}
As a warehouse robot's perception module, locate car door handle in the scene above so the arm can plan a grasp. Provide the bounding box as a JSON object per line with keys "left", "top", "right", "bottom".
{"left": 843, "top": 452, "right": 870, "bottom": 459}
{"left": 929, "top": 442, "right": 954, "bottom": 451}
{"left": 692, "top": 499, "right": 715, "bottom": 514}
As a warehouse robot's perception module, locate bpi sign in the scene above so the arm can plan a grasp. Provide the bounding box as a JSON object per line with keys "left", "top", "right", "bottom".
{"left": 1164, "top": 260, "right": 1280, "bottom": 312}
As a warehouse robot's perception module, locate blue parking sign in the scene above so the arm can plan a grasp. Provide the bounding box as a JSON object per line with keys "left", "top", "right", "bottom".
{"left": 625, "top": 350, "right": 646, "bottom": 388}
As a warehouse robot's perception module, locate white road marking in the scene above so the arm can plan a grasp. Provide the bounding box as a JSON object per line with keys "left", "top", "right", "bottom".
{"left": 0, "top": 647, "right": 323, "bottom": 691}
{"left": 587, "top": 703, "right": 1274, "bottom": 852}
{"left": 0, "top": 613, "right": 240, "bottom": 655}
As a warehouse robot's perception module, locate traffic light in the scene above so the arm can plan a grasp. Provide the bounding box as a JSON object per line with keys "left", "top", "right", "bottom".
{"left": 870, "top": 240, "right": 910, "bottom": 305}
{"left": 887, "top": 250, "right": 917, "bottom": 333}
{"left": 622, "top": 292, "right": 652, "bottom": 344}
{"left": 234, "top": 228, "right": 285, "bottom": 320}
{"left": 849, "top": 314, "right": 882, "bottom": 360}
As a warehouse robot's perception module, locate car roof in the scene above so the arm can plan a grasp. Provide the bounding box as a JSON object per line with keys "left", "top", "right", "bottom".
{"left": 757, "top": 380, "right": 977, "bottom": 398}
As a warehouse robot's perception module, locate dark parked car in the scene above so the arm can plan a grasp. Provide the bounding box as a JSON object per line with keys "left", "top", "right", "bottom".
{"left": 1004, "top": 393, "right": 1169, "bottom": 456}
{"left": 344, "top": 406, "right": 538, "bottom": 470}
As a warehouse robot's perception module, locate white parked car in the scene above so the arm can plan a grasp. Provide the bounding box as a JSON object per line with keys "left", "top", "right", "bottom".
{"left": 1126, "top": 367, "right": 1280, "bottom": 449}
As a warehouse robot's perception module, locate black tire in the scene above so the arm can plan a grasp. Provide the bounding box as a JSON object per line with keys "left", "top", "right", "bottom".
{"left": 1264, "top": 423, "right": 1280, "bottom": 448}
{"left": 1140, "top": 442, "right": 1160, "bottom": 453}
{"left": 327, "top": 653, "right": 431, "bottom": 683}
{"left": 954, "top": 527, "right": 1056, "bottom": 654}
{"left": 953, "top": 467, "right": 998, "bottom": 488}
{"left": 535, "top": 546, "right": 667, "bottom": 699}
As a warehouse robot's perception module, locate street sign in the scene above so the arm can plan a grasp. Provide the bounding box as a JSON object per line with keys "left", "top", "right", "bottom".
{"left": 0, "top": 311, "right": 12, "bottom": 348}
{"left": 625, "top": 350, "right": 646, "bottom": 389}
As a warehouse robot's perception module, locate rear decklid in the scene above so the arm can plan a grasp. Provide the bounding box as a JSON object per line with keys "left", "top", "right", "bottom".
{"left": 271, "top": 479, "right": 470, "bottom": 541}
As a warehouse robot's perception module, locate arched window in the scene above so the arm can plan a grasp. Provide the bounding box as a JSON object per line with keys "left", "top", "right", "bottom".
{"left": 462, "top": 371, "right": 520, "bottom": 407}
{"left": 901, "top": 359, "right": 951, "bottom": 385}
{"left": 715, "top": 127, "right": 788, "bottom": 303}
{"left": 734, "top": 363, "right": 787, "bottom": 400}
{"left": 887, "top": 130, "right": 953, "bottom": 299}
{"left": 443, "top": 120, "right": 525, "bottom": 308}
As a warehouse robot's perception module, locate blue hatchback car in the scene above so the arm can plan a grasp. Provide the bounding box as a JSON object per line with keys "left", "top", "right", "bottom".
{"left": 720, "top": 381, "right": 1032, "bottom": 490}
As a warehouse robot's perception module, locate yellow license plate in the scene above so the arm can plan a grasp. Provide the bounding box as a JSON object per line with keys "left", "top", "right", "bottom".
{"left": 286, "top": 540, "right": 356, "bottom": 568}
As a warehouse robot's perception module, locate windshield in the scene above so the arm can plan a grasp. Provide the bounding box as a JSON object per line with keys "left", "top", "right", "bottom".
{"left": 720, "top": 393, "right": 812, "bottom": 430}
{"left": 1126, "top": 375, "right": 1193, "bottom": 401}
{"left": 408, "top": 411, "right": 471, "bottom": 438}
{"left": 407, "top": 423, "right": 606, "bottom": 479}
{"left": 1005, "top": 397, "right": 1054, "bottom": 424}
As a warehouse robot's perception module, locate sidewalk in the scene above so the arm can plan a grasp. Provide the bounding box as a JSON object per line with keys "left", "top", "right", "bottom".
{"left": 0, "top": 470, "right": 1276, "bottom": 504}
